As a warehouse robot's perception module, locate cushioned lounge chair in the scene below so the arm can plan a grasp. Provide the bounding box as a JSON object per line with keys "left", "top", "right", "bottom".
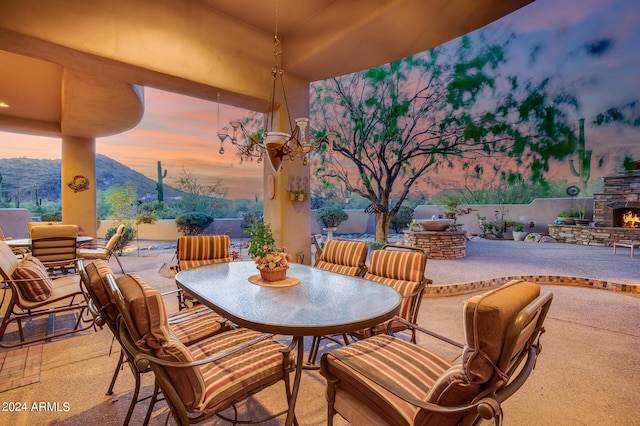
{"left": 0, "top": 240, "right": 92, "bottom": 348}
{"left": 78, "top": 223, "right": 126, "bottom": 274}
{"left": 106, "top": 272, "right": 296, "bottom": 425}
{"left": 321, "top": 279, "right": 553, "bottom": 426}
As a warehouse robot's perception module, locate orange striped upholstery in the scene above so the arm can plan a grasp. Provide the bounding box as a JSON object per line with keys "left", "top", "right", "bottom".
{"left": 86, "top": 264, "right": 227, "bottom": 345}
{"left": 115, "top": 273, "right": 294, "bottom": 415}
{"left": 322, "top": 280, "right": 545, "bottom": 425}
{"left": 169, "top": 305, "right": 229, "bottom": 346}
{"left": 176, "top": 235, "right": 231, "bottom": 271}
{"left": 323, "top": 335, "right": 462, "bottom": 425}
{"left": 11, "top": 257, "right": 53, "bottom": 302}
{"left": 365, "top": 249, "right": 426, "bottom": 321}
{"left": 315, "top": 239, "right": 368, "bottom": 277}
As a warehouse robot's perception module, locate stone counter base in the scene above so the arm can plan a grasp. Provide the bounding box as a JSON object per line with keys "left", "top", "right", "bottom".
{"left": 403, "top": 230, "right": 466, "bottom": 259}
{"left": 548, "top": 224, "right": 640, "bottom": 246}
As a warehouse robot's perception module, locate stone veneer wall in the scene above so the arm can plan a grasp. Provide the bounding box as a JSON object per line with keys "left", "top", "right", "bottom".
{"left": 423, "top": 275, "right": 639, "bottom": 297}
{"left": 548, "top": 224, "right": 640, "bottom": 246}
{"left": 593, "top": 173, "right": 640, "bottom": 226}
{"left": 403, "top": 231, "right": 466, "bottom": 259}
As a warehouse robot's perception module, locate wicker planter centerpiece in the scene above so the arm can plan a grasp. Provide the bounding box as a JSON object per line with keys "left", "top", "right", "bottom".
{"left": 259, "top": 265, "right": 289, "bottom": 282}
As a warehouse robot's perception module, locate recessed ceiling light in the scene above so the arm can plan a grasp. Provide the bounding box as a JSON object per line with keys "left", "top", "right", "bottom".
{"left": 0, "top": 102, "right": 9, "bottom": 108}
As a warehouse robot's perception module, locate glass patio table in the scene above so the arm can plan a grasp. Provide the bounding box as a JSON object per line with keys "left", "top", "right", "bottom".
{"left": 175, "top": 261, "right": 401, "bottom": 426}
{"left": 5, "top": 235, "right": 93, "bottom": 247}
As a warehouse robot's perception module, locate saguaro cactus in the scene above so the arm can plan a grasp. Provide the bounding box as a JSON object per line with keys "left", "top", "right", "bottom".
{"left": 156, "top": 161, "right": 168, "bottom": 202}
{"left": 569, "top": 118, "right": 592, "bottom": 195}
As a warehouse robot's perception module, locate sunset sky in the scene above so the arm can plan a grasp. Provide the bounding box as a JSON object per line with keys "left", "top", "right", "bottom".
{"left": 1, "top": 0, "right": 639, "bottom": 199}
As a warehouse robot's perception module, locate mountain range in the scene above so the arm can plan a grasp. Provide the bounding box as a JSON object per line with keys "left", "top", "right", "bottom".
{"left": 0, "top": 154, "right": 181, "bottom": 203}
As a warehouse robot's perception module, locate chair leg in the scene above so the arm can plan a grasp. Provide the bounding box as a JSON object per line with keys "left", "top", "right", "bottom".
{"left": 143, "top": 383, "right": 160, "bottom": 425}
{"left": 307, "top": 336, "right": 321, "bottom": 365}
{"left": 113, "top": 254, "right": 126, "bottom": 274}
{"left": 107, "top": 350, "right": 125, "bottom": 395}
{"left": 123, "top": 367, "right": 142, "bottom": 426}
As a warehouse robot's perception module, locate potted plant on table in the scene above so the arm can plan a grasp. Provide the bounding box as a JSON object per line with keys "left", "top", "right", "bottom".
{"left": 245, "top": 222, "right": 292, "bottom": 282}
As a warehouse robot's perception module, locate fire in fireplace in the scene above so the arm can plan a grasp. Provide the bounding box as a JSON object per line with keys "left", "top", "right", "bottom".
{"left": 621, "top": 210, "right": 640, "bottom": 228}
{"left": 614, "top": 208, "right": 640, "bottom": 228}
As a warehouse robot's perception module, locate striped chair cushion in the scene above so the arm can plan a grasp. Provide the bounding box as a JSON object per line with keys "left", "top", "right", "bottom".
{"left": 367, "top": 249, "right": 425, "bottom": 283}
{"left": 11, "top": 257, "right": 53, "bottom": 302}
{"left": 116, "top": 273, "right": 172, "bottom": 349}
{"left": 316, "top": 240, "right": 368, "bottom": 277}
{"left": 84, "top": 259, "right": 118, "bottom": 320}
{"left": 179, "top": 259, "right": 228, "bottom": 270}
{"left": 364, "top": 275, "right": 420, "bottom": 321}
{"left": 462, "top": 280, "right": 540, "bottom": 384}
{"left": 315, "top": 260, "right": 362, "bottom": 277}
{"left": 158, "top": 326, "right": 295, "bottom": 413}
{"left": 323, "top": 335, "right": 452, "bottom": 425}
{"left": 169, "top": 305, "right": 229, "bottom": 346}
{"left": 189, "top": 327, "right": 295, "bottom": 414}
{"left": 365, "top": 250, "right": 426, "bottom": 321}
{"left": 114, "top": 273, "right": 227, "bottom": 346}
{"left": 177, "top": 235, "right": 231, "bottom": 271}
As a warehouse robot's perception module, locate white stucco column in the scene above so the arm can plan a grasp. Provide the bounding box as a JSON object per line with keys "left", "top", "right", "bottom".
{"left": 61, "top": 136, "right": 97, "bottom": 238}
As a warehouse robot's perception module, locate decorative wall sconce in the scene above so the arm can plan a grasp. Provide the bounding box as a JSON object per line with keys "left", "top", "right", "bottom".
{"left": 68, "top": 175, "right": 89, "bottom": 193}
{"left": 287, "top": 176, "right": 309, "bottom": 202}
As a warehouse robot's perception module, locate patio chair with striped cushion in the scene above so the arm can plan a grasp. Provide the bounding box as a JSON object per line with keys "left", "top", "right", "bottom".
{"left": 321, "top": 280, "right": 553, "bottom": 426}
{"left": 78, "top": 259, "right": 231, "bottom": 425}
{"left": 308, "top": 239, "right": 369, "bottom": 364}
{"left": 350, "top": 244, "right": 429, "bottom": 342}
{"left": 175, "top": 234, "right": 232, "bottom": 272}
{"left": 174, "top": 234, "right": 233, "bottom": 309}
{"left": 314, "top": 239, "right": 368, "bottom": 277}
{"left": 0, "top": 240, "right": 92, "bottom": 348}
{"left": 106, "top": 272, "right": 295, "bottom": 425}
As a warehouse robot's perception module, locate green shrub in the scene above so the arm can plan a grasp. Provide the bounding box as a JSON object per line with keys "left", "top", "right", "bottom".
{"left": 390, "top": 206, "right": 414, "bottom": 233}
{"left": 315, "top": 207, "right": 348, "bottom": 228}
{"left": 175, "top": 212, "right": 214, "bottom": 236}
{"left": 41, "top": 212, "right": 62, "bottom": 222}
{"left": 105, "top": 224, "right": 136, "bottom": 254}
{"left": 240, "top": 210, "right": 264, "bottom": 230}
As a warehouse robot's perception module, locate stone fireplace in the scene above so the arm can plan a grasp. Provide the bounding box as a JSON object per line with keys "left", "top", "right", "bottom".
{"left": 549, "top": 172, "right": 640, "bottom": 246}
{"left": 593, "top": 173, "right": 640, "bottom": 227}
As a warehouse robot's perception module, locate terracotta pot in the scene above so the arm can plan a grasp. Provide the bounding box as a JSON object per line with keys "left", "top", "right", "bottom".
{"left": 259, "top": 266, "right": 288, "bottom": 282}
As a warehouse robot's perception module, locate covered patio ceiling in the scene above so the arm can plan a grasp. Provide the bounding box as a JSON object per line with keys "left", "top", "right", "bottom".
{"left": 0, "top": 0, "right": 533, "bottom": 141}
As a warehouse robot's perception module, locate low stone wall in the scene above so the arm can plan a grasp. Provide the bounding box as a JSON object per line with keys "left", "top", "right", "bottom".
{"left": 548, "top": 224, "right": 640, "bottom": 246}
{"left": 403, "top": 230, "right": 466, "bottom": 259}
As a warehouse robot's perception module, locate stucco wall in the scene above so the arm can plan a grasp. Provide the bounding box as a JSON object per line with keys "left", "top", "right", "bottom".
{"left": 94, "top": 197, "right": 595, "bottom": 241}
{"left": 0, "top": 208, "right": 33, "bottom": 238}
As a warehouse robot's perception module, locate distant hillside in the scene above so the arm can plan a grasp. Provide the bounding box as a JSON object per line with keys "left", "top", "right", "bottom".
{"left": 0, "top": 154, "right": 182, "bottom": 202}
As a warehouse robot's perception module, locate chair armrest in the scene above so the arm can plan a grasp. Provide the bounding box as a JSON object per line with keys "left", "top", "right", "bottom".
{"left": 120, "top": 330, "right": 277, "bottom": 371}
{"left": 386, "top": 317, "right": 464, "bottom": 349}
{"left": 78, "top": 243, "right": 107, "bottom": 250}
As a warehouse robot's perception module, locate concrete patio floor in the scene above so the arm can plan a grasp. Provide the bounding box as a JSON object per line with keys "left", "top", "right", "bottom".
{"left": 0, "top": 238, "right": 638, "bottom": 425}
